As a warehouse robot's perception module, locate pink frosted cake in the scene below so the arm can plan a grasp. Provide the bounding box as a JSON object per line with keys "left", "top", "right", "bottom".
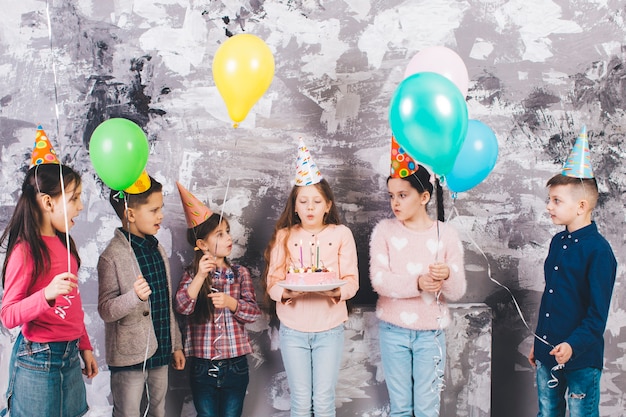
{"left": 286, "top": 267, "right": 337, "bottom": 285}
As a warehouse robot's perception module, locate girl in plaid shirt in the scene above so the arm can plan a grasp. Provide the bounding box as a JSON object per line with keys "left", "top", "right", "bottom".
{"left": 175, "top": 183, "right": 260, "bottom": 417}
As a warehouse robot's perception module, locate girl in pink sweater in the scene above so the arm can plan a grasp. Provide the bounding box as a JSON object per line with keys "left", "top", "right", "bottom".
{"left": 1, "top": 161, "right": 98, "bottom": 417}
{"left": 370, "top": 140, "right": 466, "bottom": 417}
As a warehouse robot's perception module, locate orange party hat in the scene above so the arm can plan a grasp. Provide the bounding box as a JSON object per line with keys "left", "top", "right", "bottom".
{"left": 31, "top": 125, "right": 60, "bottom": 167}
{"left": 176, "top": 181, "right": 214, "bottom": 228}
{"left": 390, "top": 135, "right": 418, "bottom": 178}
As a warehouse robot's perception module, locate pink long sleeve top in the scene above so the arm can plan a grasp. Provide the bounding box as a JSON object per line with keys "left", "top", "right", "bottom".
{"left": 266, "top": 224, "right": 359, "bottom": 332}
{"left": 1, "top": 236, "right": 93, "bottom": 350}
{"left": 369, "top": 219, "right": 466, "bottom": 330}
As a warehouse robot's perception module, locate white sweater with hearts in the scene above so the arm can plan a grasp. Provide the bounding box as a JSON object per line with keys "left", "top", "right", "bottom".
{"left": 369, "top": 218, "right": 466, "bottom": 330}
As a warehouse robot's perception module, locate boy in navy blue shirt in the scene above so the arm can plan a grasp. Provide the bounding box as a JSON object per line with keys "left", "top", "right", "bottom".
{"left": 528, "top": 127, "right": 617, "bottom": 417}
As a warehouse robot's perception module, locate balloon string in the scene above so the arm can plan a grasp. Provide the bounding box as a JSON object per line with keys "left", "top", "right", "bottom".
{"left": 45, "top": 0, "right": 61, "bottom": 144}
{"left": 45, "top": 1, "right": 70, "bottom": 273}
{"left": 446, "top": 204, "right": 554, "bottom": 350}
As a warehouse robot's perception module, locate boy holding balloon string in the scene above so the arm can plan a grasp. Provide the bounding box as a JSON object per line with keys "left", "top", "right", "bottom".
{"left": 97, "top": 172, "right": 185, "bottom": 417}
{"left": 527, "top": 126, "right": 617, "bottom": 417}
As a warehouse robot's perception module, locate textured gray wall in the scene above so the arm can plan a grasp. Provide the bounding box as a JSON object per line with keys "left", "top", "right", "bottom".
{"left": 1, "top": 1, "right": 625, "bottom": 416}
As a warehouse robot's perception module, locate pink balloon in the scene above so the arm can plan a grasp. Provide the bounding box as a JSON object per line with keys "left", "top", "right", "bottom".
{"left": 403, "top": 46, "right": 469, "bottom": 97}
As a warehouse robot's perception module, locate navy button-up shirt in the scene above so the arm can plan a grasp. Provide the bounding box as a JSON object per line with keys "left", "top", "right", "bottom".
{"left": 534, "top": 222, "right": 617, "bottom": 370}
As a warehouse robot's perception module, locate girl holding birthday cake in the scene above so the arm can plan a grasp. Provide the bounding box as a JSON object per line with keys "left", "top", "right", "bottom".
{"left": 263, "top": 138, "right": 359, "bottom": 417}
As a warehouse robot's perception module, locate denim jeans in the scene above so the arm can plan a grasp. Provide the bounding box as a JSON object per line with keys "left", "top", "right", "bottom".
{"left": 3, "top": 332, "right": 88, "bottom": 417}
{"left": 536, "top": 360, "right": 601, "bottom": 417}
{"left": 110, "top": 365, "right": 168, "bottom": 417}
{"left": 279, "top": 324, "right": 344, "bottom": 417}
{"left": 379, "top": 321, "right": 445, "bottom": 417}
{"left": 189, "top": 356, "right": 249, "bottom": 417}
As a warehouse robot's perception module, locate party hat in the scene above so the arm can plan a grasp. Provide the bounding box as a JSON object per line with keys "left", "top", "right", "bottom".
{"left": 31, "top": 125, "right": 60, "bottom": 166}
{"left": 176, "top": 181, "right": 214, "bottom": 228}
{"left": 124, "top": 170, "right": 151, "bottom": 194}
{"left": 295, "top": 138, "right": 323, "bottom": 186}
{"left": 562, "top": 125, "right": 594, "bottom": 178}
{"left": 390, "top": 136, "right": 418, "bottom": 178}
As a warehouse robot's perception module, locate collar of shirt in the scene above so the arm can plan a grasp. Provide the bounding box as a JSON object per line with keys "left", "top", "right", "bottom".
{"left": 118, "top": 227, "right": 159, "bottom": 249}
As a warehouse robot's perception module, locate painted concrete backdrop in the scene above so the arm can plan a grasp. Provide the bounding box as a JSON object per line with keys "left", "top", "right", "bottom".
{"left": 1, "top": 0, "right": 625, "bottom": 416}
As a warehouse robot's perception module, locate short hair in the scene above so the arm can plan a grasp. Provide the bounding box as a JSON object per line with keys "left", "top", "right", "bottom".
{"left": 546, "top": 174, "right": 598, "bottom": 209}
{"left": 109, "top": 176, "right": 163, "bottom": 221}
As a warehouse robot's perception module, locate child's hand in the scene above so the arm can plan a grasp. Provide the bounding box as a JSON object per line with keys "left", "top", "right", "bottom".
{"left": 171, "top": 349, "right": 186, "bottom": 370}
{"left": 134, "top": 275, "right": 152, "bottom": 301}
{"left": 208, "top": 292, "right": 237, "bottom": 312}
{"left": 80, "top": 350, "right": 99, "bottom": 378}
{"left": 528, "top": 345, "right": 536, "bottom": 367}
{"left": 197, "top": 253, "right": 217, "bottom": 278}
{"left": 316, "top": 288, "right": 341, "bottom": 301}
{"left": 550, "top": 342, "right": 573, "bottom": 364}
{"left": 281, "top": 289, "right": 306, "bottom": 303}
{"left": 417, "top": 274, "right": 444, "bottom": 293}
{"left": 44, "top": 272, "right": 77, "bottom": 301}
{"left": 428, "top": 263, "right": 450, "bottom": 281}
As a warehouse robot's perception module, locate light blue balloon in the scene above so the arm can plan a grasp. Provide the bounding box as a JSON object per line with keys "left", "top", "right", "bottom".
{"left": 446, "top": 119, "right": 499, "bottom": 193}
{"left": 389, "top": 72, "right": 468, "bottom": 175}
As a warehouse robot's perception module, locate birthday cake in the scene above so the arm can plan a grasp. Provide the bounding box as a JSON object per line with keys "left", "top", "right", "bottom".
{"left": 285, "top": 267, "right": 337, "bottom": 285}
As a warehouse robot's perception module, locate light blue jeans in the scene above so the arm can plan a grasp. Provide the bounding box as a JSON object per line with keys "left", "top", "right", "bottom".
{"left": 379, "top": 321, "right": 445, "bottom": 417}
{"left": 2, "top": 331, "right": 88, "bottom": 417}
{"left": 279, "top": 324, "right": 344, "bottom": 417}
{"left": 536, "top": 360, "right": 601, "bottom": 417}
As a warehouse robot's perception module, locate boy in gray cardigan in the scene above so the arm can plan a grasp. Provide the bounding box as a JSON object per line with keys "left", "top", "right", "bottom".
{"left": 97, "top": 175, "right": 185, "bottom": 417}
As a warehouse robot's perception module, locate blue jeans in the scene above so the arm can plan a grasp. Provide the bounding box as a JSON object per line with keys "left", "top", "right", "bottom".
{"left": 536, "top": 360, "right": 601, "bottom": 417}
{"left": 3, "top": 332, "right": 88, "bottom": 417}
{"left": 379, "top": 321, "right": 445, "bottom": 417}
{"left": 279, "top": 324, "right": 344, "bottom": 417}
{"left": 189, "top": 356, "right": 249, "bottom": 417}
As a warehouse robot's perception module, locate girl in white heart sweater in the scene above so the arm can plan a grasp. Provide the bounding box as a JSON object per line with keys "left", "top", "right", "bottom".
{"left": 370, "top": 161, "right": 466, "bottom": 417}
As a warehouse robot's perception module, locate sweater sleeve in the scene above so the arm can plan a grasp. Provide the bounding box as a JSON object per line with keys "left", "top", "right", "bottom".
{"left": 0, "top": 246, "right": 52, "bottom": 328}
{"left": 337, "top": 226, "right": 359, "bottom": 301}
{"left": 266, "top": 229, "right": 289, "bottom": 303}
{"left": 439, "top": 223, "right": 466, "bottom": 302}
{"left": 97, "top": 252, "right": 145, "bottom": 323}
{"left": 369, "top": 221, "right": 422, "bottom": 299}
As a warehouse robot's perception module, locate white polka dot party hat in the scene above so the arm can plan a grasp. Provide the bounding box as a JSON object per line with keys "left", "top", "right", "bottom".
{"left": 295, "top": 137, "right": 323, "bottom": 186}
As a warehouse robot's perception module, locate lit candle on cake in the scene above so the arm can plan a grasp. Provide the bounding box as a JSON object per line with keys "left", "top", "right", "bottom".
{"left": 299, "top": 240, "right": 303, "bottom": 268}
{"left": 316, "top": 239, "right": 320, "bottom": 269}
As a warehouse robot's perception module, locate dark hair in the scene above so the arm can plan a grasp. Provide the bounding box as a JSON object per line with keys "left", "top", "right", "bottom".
{"left": 186, "top": 213, "right": 230, "bottom": 324}
{"left": 1, "top": 164, "right": 82, "bottom": 287}
{"left": 546, "top": 174, "right": 599, "bottom": 209}
{"left": 388, "top": 164, "right": 444, "bottom": 221}
{"left": 261, "top": 178, "right": 341, "bottom": 317}
{"left": 109, "top": 176, "right": 163, "bottom": 222}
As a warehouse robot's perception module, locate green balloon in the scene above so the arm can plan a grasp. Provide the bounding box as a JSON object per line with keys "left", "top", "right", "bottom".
{"left": 389, "top": 72, "right": 468, "bottom": 175}
{"left": 89, "top": 118, "right": 149, "bottom": 190}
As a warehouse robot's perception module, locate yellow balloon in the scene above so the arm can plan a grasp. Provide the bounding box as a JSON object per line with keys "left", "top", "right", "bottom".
{"left": 212, "top": 34, "right": 275, "bottom": 126}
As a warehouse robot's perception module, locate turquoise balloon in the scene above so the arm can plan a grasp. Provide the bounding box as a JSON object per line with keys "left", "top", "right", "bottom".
{"left": 446, "top": 119, "right": 499, "bottom": 193}
{"left": 389, "top": 72, "right": 468, "bottom": 175}
{"left": 89, "top": 118, "right": 149, "bottom": 190}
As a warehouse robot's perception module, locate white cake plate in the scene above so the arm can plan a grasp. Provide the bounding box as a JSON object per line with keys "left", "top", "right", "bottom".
{"left": 277, "top": 281, "right": 347, "bottom": 292}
